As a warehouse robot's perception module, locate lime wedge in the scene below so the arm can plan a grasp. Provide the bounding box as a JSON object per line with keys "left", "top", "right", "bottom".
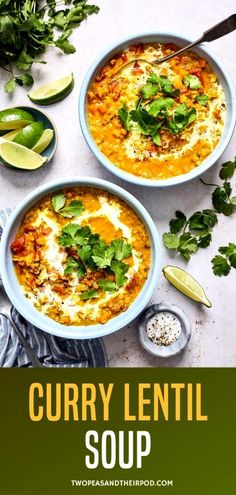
{"left": 32, "top": 129, "right": 54, "bottom": 153}
{"left": 13, "top": 122, "right": 44, "bottom": 149}
{"left": 3, "top": 129, "right": 21, "bottom": 140}
{"left": 163, "top": 265, "right": 212, "bottom": 307}
{"left": 0, "top": 140, "right": 47, "bottom": 170}
{"left": 28, "top": 74, "right": 74, "bottom": 105}
{"left": 0, "top": 108, "right": 35, "bottom": 130}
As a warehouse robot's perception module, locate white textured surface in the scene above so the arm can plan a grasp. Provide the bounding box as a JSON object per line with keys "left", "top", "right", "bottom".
{"left": 0, "top": 0, "right": 235, "bottom": 367}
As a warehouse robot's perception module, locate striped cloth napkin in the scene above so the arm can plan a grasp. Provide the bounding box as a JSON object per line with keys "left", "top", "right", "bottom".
{"left": 0, "top": 208, "right": 107, "bottom": 368}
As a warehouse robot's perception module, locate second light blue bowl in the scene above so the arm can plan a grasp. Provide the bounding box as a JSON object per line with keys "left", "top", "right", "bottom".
{"left": 79, "top": 32, "right": 236, "bottom": 187}
{"left": 0, "top": 178, "right": 161, "bottom": 339}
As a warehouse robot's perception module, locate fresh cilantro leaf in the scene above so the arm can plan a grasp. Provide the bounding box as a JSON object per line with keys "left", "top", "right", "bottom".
{"left": 183, "top": 74, "right": 202, "bottom": 90}
{"left": 141, "top": 82, "right": 159, "bottom": 99}
{"left": 60, "top": 200, "right": 84, "bottom": 218}
{"left": 59, "top": 224, "right": 91, "bottom": 247}
{"left": 218, "top": 243, "right": 236, "bottom": 257}
{"left": 80, "top": 289, "right": 99, "bottom": 300}
{"left": 110, "top": 260, "right": 129, "bottom": 287}
{"left": 77, "top": 264, "right": 87, "bottom": 279}
{"left": 147, "top": 73, "right": 179, "bottom": 96}
{"left": 16, "top": 49, "right": 33, "bottom": 71}
{"left": 111, "top": 239, "right": 132, "bottom": 260}
{"left": 148, "top": 97, "right": 174, "bottom": 116}
{"left": 98, "top": 279, "right": 117, "bottom": 292}
{"left": 166, "top": 104, "right": 196, "bottom": 134}
{"left": 4, "top": 77, "right": 16, "bottom": 93}
{"left": 169, "top": 211, "right": 187, "bottom": 234}
{"left": 219, "top": 157, "right": 236, "bottom": 180}
{"left": 55, "top": 31, "right": 76, "bottom": 54}
{"left": 196, "top": 94, "right": 209, "bottom": 106}
{"left": 188, "top": 210, "right": 218, "bottom": 231}
{"left": 178, "top": 233, "right": 198, "bottom": 261}
{"left": 153, "top": 133, "right": 161, "bottom": 146}
{"left": 229, "top": 252, "right": 236, "bottom": 268}
{"left": 231, "top": 196, "right": 236, "bottom": 206}
{"left": 211, "top": 255, "right": 231, "bottom": 276}
{"left": 92, "top": 245, "right": 115, "bottom": 269}
{"left": 212, "top": 183, "right": 234, "bottom": 216}
{"left": 118, "top": 104, "right": 132, "bottom": 131}
{"left": 78, "top": 245, "right": 92, "bottom": 264}
{"left": 51, "top": 193, "right": 66, "bottom": 213}
{"left": 16, "top": 73, "right": 34, "bottom": 87}
{"left": 197, "top": 231, "right": 212, "bottom": 248}
{"left": 64, "top": 257, "right": 79, "bottom": 275}
{"left": 162, "top": 232, "right": 180, "bottom": 249}
{"left": 130, "top": 107, "right": 160, "bottom": 137}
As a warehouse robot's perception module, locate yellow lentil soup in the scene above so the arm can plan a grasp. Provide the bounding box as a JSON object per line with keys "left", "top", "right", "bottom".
{"left": 11, "top": 188, "right": 150, "bottom": 326}
{"left": 87, "top": 43, "right": 226, "bottom": 180}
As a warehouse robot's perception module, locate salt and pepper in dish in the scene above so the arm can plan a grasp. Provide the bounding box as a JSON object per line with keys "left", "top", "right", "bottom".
{"left": 138, "top": 303, "right": 191, "bottom": 358}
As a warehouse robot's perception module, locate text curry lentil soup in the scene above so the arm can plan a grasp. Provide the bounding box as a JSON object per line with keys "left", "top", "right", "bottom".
{"left": 87, "top": 43, "right": 226, "bottom": 180}
{"left": 11, "top": 187, "right": 151, "bottom": 326}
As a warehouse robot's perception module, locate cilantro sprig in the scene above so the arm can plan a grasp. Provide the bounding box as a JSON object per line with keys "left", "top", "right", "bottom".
{"left": 163, "top": 209, "right": 218, "bottom": 261}
{"left": 0, "top": 0, "right": 99, "bottom": 93}
{"left": 212, "top": 243, "right": 236, "bottom": 276}
{"left": 51, "top": 193, "right": 84, "bottom": 218}
{"left": 163, "top": 157, "right": 236, "bottom": 276}
{"left": 57, "top": 216, "right": 132, "bottom": 298}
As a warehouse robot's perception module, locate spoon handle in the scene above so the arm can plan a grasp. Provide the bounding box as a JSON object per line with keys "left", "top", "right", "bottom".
{"left": 201, "top": 14, "right": 236, "bottom": 43}
{"left": 154, "top": 14, "right": 236, "bottom": 64}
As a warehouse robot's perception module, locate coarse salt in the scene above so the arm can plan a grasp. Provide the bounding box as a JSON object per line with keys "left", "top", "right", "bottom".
{"left": 146, "top": 311, "right": 181, "bottom": 346}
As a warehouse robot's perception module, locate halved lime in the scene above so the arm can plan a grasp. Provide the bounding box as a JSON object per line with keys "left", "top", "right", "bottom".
{"left": 32, "top": 129, "right": 54, "bottom": 153}
{"left": 28, "top": 74, "right": 74, "bottom": 105}
{"left": 0, "top": 140, "right": 47, "bottom": 170}
{"left": 0, "top": 108, "right": 35, "bottom": 130}
{"left": 163, "top": 265, "right": 212, "bottom": 307}
{"left": 13, "top": 122, "right": 44, "bottom": 149}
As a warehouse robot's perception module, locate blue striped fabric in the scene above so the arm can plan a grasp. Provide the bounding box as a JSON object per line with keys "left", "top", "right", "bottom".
{"left": 0, "top": 209, "right": 107, "bottom": 368}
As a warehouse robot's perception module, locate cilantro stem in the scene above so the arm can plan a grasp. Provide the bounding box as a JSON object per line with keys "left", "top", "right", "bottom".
{"left": 200, "top": 178, "right": 218, "bottom": 187}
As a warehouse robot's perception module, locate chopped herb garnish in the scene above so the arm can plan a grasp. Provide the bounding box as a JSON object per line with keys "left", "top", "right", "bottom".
{"left": 211, "top": 243, "right": 236, "bottom": 276}
{"left": 196, "top": 94, "right": 209, "bottom": 106}
{"left": 148, "top": 97, "right": 174, "bottom": 116}
{"left": 80, "top": 289, "right": 99, "bottom": 300}
{"left": 111, "top": 260, "right": 129, "bottom": 287}
{"left": 98, "top": 280, "right": 117, "bottom": 292}
{"left": 183, "top": 74, "right": 202, "bottom": 90}
{"left": 166, "top": 103, "right": 196, "bottom": 135}
{"left": 118, "top": 104, "right": 132, "bottom": 131}
{"left": 51, "top": 193, "right": 84, "bottom": 218}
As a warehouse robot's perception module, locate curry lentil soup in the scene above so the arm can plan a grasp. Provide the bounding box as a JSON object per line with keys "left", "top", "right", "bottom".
{"left": 11, "top": 188, "right": 150, "bottom": 326}
{"left": 87, "top": 43, "right": 226, "bottom": 180}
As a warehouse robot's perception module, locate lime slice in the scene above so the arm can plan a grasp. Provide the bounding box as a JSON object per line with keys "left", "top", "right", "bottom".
{"left": 28, "top": 74, "right": 74, "bottom": 105}
{"left": 32, "top": 129, "right": 54, "bottom": 153}
{"left": 13, "top": 122, "right": 44, "bottom": 149}
{"left": 0, "top": 140, "right": 47, "bottom": 170}
{"left": 163, "top": 265, "right": 212, "bottom": 307}
{"left": 0, "top": 108, "right": 35, "bottom": 130}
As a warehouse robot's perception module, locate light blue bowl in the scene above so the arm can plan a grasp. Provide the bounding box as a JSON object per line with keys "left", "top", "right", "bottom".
{"left": 0, "top": 178, "right": 161, "bottom": 339}
{"left": 79, "top": 32, "right": 236, "bottom": 187}
{"left": 0, "top": 105, "right": 57, "bottom": 166}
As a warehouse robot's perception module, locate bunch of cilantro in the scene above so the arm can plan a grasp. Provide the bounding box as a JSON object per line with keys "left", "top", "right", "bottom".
{"left": 118, "top": 71, "right": 208, "bottom": 146}
{"left": 163, "top": 157, "right": 236, "bottom": 276}
{"left": 51, "top": 193, "right": 132, "bottom": 300}
{"left": 0, "top": 0, "right": 99, "bottom": 93}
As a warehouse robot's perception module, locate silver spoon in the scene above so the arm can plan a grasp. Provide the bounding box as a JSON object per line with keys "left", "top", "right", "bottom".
{"left": 114, "top": 14, "right": 236, "bottom": 75}
{"left": 0, "top": 284, "right": 88, "bottom": 368}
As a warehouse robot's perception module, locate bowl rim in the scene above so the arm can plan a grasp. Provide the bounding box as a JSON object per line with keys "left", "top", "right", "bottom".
{"left": 0, "top": 104, "right": 58, "bottom": 166}
{"left": 79, "top": 31, "right": 236, "bottom": 187}
{"left": 0, "top": 177, "right": 161, "bottom": 339}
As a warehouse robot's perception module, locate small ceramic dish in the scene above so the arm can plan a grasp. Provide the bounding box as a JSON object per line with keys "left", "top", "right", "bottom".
{"left": 0, "top": 105, "right": 58, "bottom": 167}
{"left": 138, "top": 302, "right": 191, "bottom": 358}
